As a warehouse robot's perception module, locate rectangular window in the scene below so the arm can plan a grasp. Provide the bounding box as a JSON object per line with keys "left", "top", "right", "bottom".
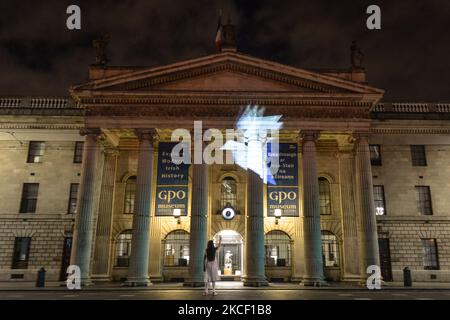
{"left": 19, "top": 183, "right": 39, "bottom": 213}
{"left": 421, "top": 239, "right": 439, "bottom": 270}
{"left": 373, "top": 185, "right": 386, "bottom": 215}
{"left": 27, "top": 141, "right": 45, "bottom": 163}
{"left": 415, "top": 186, "right": 433, "bottom": 215}
{"left": 411, "top": 145, "right": 427, "bottom": 166}
{"left": 67, "top": 183, "right": 79, "bottom": 214}
{"left": 73, "top": 141, "right": 84, "bottom": 163}
{"left": 369, "top": 144, "right": 382, "bottom": 166}
{"left": 12, "top": 237, "right": 31, "bottom": 269}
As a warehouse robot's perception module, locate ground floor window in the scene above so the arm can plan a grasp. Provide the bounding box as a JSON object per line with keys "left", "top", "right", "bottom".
{"left": 115, "top": 230, "right": 132, "bottom": 267}
{"left": 265, "top": 230, "right": 291, "bottom": 266}
{"left": 421, "top": 238, "right": 439, "bottom": 270}
{"left": 321, "top": 231, "right": 339, "bottom": 267}
{"left": 163, "top": 230, "right": 189, "bottom": 266}
{"left": 12, "top": 237, "right": 31, "bottom": 269}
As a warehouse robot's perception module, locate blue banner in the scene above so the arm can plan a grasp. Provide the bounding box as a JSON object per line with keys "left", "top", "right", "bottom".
{"left": 155, "top": 142, "right": 189, "bottom": 216}
{"left": 267, "top": 143, "right": 299, "bottom": 217}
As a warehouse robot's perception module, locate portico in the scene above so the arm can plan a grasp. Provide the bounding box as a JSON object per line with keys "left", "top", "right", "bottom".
{"left": 69, "top": 49, "right": 383, "bottom": 286}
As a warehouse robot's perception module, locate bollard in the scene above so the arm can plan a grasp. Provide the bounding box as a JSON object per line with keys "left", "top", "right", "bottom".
{"left": 36, "top": 267, "right": 46, "bottom": 287}
{"left": 403, "top": 266, "right": 412, "bottom": 287}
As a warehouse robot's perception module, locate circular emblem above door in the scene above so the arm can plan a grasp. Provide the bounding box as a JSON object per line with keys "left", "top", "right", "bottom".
{"left": 221, "top": 206, "right": 236, "bottom": 220}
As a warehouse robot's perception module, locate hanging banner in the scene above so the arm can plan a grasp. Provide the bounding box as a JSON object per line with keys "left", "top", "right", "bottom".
{"left": 266, "top": 143, "right": 299, "bottom": 217}
{"left": 155, "top": 142, "right": 190, "bottom": 216}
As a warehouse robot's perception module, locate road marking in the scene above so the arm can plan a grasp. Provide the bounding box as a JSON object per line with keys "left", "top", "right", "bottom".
{"left": 391, "top": 293, "right": 407, "bottom": 296}
{"left": 119, "top": 294, "right": 135, "bottom": 297}
{"left": 63, "top": 294, "right": 79, "bottom": 297}
{"left": 354, "top": 298, "right": 372, "bottom": 300}
{"left": 6, "top": 295, "right": 24, "bottom": 298}
{"left": 338, "top": 293, "right": 353, "bottom": 297}
{"left": 104, "top": 298, "right": 120, "bottom": 300}
{"left": 415, "top": 298, "right": 433, "bottom": 300}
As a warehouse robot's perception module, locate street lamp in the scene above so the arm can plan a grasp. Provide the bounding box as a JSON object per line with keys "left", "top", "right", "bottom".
{"left": 274, "top": 208, "right": 282, "bottom": 224}
{"left": 173, "top": 208, "right": 181, "bottom": 224}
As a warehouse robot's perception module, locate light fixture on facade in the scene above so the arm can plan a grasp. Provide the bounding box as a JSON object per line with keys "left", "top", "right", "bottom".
{"left": 274, "top": 208, "right": 282, "bottom": 224}
{"left": 173, "top": 208, "right": 181, "bottom": 224}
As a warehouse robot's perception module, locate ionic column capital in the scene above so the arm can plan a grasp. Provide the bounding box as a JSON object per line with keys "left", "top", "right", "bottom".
{"left": 300, "top": 130, "right": 320, "bottom": 142}
{"left": 79, "top": 128, "right": 102, "bottom": 137}
{"left": 352, "top": 131, "right": 371, "bottom": 142}
{"left": 135, "top": 129, "right": 157, "bottom": 142}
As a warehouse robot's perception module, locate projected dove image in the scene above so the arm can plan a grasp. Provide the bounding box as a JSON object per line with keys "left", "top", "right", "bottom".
{"left": 221, "top": 105, "right": 283, "bottom": 184}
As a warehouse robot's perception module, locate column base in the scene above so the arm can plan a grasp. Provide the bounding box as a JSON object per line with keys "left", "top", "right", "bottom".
{"left": 183, "top": 278, "right": 205, "bottom": 287}
{"left": 242, "top": 276, "right": 269, "bottom": 287}
{"left": 125, "top": 277, "right": 151, "bottom": 287}
{"left": 302, "top": 276, "right": 328, "bottom": 287}
{"left": 342, "top": 274, "right": 361, "bottom": 283}
{"left": 91, "top": 274, "right": 111, "bottom": 282}
{"left": 80, "top": 277, "right": 94, "bottom": 286}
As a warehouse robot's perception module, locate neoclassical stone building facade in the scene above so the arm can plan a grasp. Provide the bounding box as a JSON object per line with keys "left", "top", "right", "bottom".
{"left": 1, "top": 47, "right": 450, "bottom": 286}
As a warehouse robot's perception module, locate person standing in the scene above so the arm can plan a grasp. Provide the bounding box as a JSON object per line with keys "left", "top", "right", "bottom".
{"left": 203, "top": 236, "right": 221, "bottom": 295}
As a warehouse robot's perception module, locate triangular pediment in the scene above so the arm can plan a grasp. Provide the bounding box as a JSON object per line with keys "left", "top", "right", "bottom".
{"left": 72, "top": 51, "right": 384, "bottom": 95}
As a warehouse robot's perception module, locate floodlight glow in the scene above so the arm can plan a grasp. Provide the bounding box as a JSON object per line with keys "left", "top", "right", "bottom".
{"left": 221, "top": 105, "right": 283, "bottom": 184}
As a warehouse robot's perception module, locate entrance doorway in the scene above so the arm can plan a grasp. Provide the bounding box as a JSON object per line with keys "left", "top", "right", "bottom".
{"left": 59, "top": 236, "right": 72, "bottom": 281}
{"left": 378, "top": 238, "right": 393, "bottom": 281}
{"left": 213, "top": 230, "right": 243, "bottom": 280}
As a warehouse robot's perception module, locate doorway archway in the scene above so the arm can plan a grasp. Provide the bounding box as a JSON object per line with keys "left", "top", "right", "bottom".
{"left": 213, "top": 230, "right": 243, "bottom": 280}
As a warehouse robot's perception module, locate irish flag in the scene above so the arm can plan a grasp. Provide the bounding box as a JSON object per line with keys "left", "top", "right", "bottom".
{"left": 215, "top": 14, "right": 222, "bottom": 52}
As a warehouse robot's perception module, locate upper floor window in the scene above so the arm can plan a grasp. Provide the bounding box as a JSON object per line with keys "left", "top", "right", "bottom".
{"left": 19, "top": 183, "right": 39, "bottom": 213}
{"left": 124, "top": 176, "right": 137, "bottom": 214}
{"left": 27, "top": 141, "right": 45, "bottom": 163}
{"left": 415, "top": 186, "right": 433, "bottom": 215}
{"left": 163, "top": 230, "right": 190, "bottom": 266}
{"left": 73, "top": 141, "right": 84, "bottom": 163}
{"left": 321, "top": 231, "right": 339, "bottom": 267}
{"left": 319, "top": 177, "right": 331, "bottom": 215}
{"left": 221, "top": 176, "right": 237, "bottom": 209}
{"left": 369, "top": 144, "right": 382, "bottom": 166}
{"left": 115, "top": 230, "right": 132, "bottom": 267}
{"left": 411, "top": 145, "right": 427, "bottom": 166}
{"left": 421, "top": 238, "right": 439, "bottom": 270}
{"left": 12, "top": 237, "right": 31, "bottom": 269}
{"left": 67, "top": 183, "right": 79, "bottom": 214}
{"left": 373, "top": 185, "right": 386, "bottom": 215}
{"left": 265, "top": 230, "right": 291, "bottom": 267}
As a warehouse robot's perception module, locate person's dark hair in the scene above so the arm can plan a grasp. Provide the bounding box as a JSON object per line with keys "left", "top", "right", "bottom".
{"left": 206, "top": 240, "right": 216, "bottom": 261}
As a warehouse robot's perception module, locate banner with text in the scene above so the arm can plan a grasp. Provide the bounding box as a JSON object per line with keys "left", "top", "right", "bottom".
{"left": 266, "top": 143, "right": 299, "bottom": 217}
{"left": 155, "top": 142, "right": 190, "bottom": 216}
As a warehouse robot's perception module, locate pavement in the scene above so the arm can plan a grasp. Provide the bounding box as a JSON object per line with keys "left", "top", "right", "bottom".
{"left": 0, "top": 281, "right": 449, "bottom": 300}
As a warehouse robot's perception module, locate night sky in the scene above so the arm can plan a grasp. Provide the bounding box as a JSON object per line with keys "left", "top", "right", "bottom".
{"left": 0, "top": 0, "right": 449, "bottom": 101}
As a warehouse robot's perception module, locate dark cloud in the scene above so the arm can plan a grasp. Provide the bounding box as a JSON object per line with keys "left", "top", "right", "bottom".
{"left": 0, "top": 0, "right": 449, "bottom": 100}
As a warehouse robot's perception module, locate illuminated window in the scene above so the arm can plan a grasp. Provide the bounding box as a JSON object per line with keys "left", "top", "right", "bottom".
{"left": 115, "top": 230, "right": 132, "bottom": 267}
{"left": 27, "top": 141, "right": 45, "bottom": 163}
{"left": 220, "top": 176, "right": 237, "bottom": 209}
{"left": 321, "top": 231, "right": 339, "bottom": 267}
{"left": 319, "top": 177, "right": 331, "bottom": 215}
{"left": 421, "top": 239, "right": 439, "bottom": 270}
{"left": 67, "top": 183, "right": 79, "bottom": 214}
{"left": 163, "top": 230, "right": 190, "bottom": 266}
{"left": 369, "top": 144, "right": 382, "bottom": 166}
{"left": 124, "top": 176, "right": 136, "bottom": 214}
{"left": 373, "top": 185, "right": 386, "bottom": 215}
{"left": 265, "top": 230, "right": 291, "bottom": 266}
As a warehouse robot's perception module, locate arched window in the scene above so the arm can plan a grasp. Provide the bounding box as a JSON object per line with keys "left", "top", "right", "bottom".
{"left": 321, "top": 230, "right": 339, "bottom": 267}
{"left": 115, "top": 230, "right": 132, "bottom": 267}
{"left": 265, "top": 230, "right": 291, "bottom": 266}
{"left": 163, "top": 230, "right": 190, "bottom": 266}
{"left": 221, "top": 176, "right": 237, "bottom": 208}
{"left": 319, "top": 177, "right": 332, "bottom": 215}
{"left": 124, "top": 176, "right": 136, "bottom": 214}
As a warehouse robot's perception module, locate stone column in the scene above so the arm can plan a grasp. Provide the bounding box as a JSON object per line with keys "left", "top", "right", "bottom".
{"left": 338, "top": 151, "right": 360, "bottom": 280}
{"left": 184, "top": 131, "right": 209, "bottom": 287}
{"left": 354, "top": 133, "right": 380, "bottom": 282}
{"left": 126, "top": 129, "right": 155, "bottom": 286}
{"left": 243, "top": 137, "right": 268, "bottom": 287}
{"left": 71, "top": 128, "right": 102, "bottom": 285}
{"left": 301, "top": 131, "right": 325, "bottom": 286}
{"left": 92, "top": 147, "right": 118, "bottom": 280}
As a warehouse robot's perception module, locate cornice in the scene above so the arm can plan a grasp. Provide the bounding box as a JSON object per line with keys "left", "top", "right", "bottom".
{"left": 0, "top": 123, "right": 84, "bottom": 130}
{"left": 370, "top": 128, "right": 450, "bottom": 134}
